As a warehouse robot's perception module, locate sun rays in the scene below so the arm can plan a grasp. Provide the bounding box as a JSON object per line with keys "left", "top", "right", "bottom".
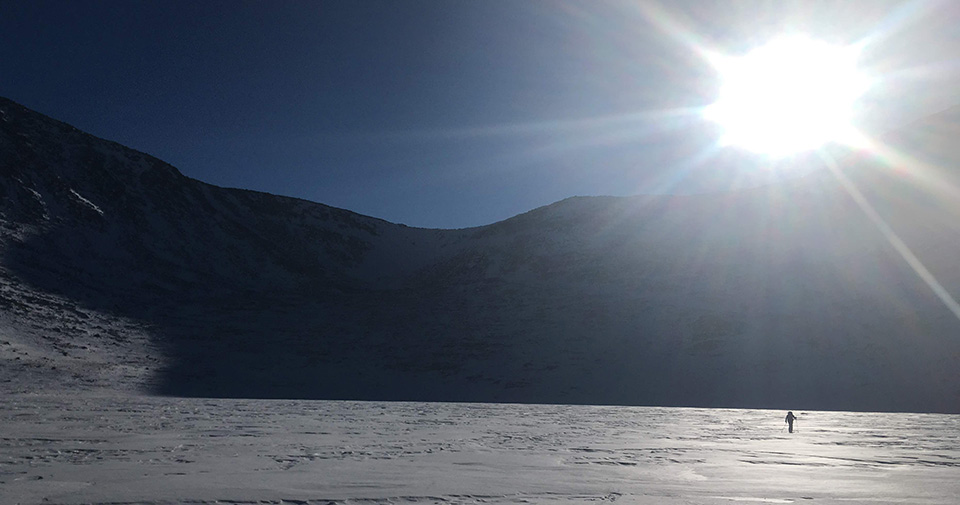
{"left": 628, "top": 1, "right": 960, "bottom": 324}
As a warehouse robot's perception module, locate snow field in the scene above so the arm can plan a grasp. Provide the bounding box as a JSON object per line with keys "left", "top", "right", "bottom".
{"left": 1, "top": 394, "right": 958, "bottom": 505}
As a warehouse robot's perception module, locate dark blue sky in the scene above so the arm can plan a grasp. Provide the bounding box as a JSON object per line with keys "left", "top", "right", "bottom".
{"left": 3, "top": 0, "right": 959, "bottom": 228}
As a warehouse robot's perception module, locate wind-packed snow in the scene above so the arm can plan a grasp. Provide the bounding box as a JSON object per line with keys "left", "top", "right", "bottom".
{"left": 2, "top": 394, "right": 957, "bottom": 505}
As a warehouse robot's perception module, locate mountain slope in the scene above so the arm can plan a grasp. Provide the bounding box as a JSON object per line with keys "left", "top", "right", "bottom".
{"left": 1, "top": 97, "right": 959, "bottom": 412}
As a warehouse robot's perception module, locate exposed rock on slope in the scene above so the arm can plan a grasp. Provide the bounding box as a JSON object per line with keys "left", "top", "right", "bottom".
{"left": 1, "top": 97, "right": 959, "bottom": 412}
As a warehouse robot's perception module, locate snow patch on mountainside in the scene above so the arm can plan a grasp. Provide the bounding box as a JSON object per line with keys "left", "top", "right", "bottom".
{"left": 67, "top": 188, "right": 103, "bottom": 215}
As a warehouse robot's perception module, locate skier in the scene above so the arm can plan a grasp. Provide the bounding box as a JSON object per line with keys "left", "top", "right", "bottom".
{"left": 785, "top": 411, "right": 797, "bottom": 433}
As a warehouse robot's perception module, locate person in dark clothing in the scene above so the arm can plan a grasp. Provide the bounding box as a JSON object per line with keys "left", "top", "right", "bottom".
{"left": 785, "top": 411, "right": 797, "bottom": 433}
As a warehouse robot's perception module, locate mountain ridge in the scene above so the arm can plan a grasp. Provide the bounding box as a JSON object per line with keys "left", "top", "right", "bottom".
{"left": 2, "top": 96, "right": 959, "bottom": 413}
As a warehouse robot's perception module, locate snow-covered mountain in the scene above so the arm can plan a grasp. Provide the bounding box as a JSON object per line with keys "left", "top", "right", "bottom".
{"left": 2, "top": 96, "right": 959, "bottom": 413}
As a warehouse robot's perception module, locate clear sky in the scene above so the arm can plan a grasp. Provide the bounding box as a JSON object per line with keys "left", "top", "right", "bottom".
{"left": 3, "top": 1, "right": 960, "bottom": 228}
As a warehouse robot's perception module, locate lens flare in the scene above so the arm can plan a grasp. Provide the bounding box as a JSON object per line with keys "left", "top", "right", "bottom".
{"left": 705, "top": 37, "right": 871, "bottom": 156}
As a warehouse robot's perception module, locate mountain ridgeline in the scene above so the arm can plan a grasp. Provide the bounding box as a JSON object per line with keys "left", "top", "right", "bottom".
{"left": 1, "top": 97, "right": 959, "bottom": 413}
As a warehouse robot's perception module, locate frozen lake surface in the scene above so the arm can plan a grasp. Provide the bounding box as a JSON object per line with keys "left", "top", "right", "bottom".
{"left": 2, "top": 394, "right": 958, "bottom": 504}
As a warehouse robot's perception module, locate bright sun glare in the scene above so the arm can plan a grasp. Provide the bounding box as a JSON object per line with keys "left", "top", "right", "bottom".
{"left": 705, "top": 36, "right": 871, "bottom": 157}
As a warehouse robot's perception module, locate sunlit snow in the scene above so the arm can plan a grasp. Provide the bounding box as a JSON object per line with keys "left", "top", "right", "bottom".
{"left": 2, "top": 394, "right": 958, "bottom": 505}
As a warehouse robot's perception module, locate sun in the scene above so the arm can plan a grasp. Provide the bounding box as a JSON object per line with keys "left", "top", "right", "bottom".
{"left": 704, "top": 36, "right": 871, "bottom": 157}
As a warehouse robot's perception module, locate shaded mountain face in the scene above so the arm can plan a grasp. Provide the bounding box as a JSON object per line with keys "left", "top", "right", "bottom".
{"left": 1, "top": 96, "right": 959, "bottom": 413}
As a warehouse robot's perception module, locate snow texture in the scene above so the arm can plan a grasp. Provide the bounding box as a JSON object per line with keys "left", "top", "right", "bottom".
{"left": 2, "top": 394, "right": 958, "bottom": 505}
